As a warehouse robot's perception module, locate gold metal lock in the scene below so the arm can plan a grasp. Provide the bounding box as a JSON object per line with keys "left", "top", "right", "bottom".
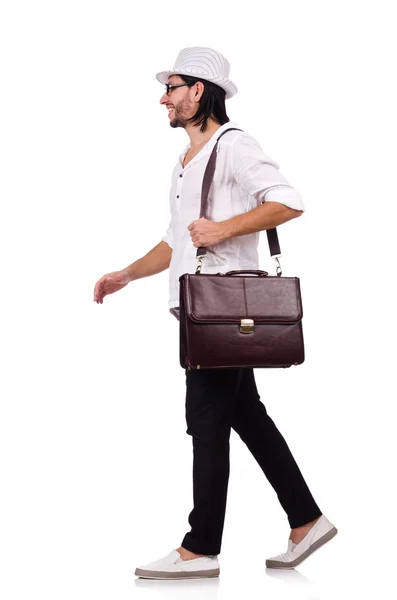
{"left": 240, "top": 318, "right": 254, "bottom": 334}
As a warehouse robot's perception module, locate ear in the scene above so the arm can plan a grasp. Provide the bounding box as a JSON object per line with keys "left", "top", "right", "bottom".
{"left": 193, "top": 81, "right": 205, "bottom": 102}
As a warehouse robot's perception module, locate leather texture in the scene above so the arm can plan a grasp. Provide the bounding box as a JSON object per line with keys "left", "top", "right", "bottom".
{"left": 179, "top": 272, "right": 305, "bottom": 369}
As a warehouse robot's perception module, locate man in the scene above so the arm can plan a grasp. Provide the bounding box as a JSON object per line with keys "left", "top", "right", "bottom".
{"left": 93, "top": 47, "right": 337, "bottom": 579}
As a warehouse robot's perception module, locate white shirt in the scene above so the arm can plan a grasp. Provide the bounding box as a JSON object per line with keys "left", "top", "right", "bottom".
{"left": 162, "top": 121, "right": 305, "bottom": 309}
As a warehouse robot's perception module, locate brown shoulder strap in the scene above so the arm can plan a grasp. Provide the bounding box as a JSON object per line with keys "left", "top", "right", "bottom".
{"left": 196, "top": 128, "right": 281, "bottom": 260}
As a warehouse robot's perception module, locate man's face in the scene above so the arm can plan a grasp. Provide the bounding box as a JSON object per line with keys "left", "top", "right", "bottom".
{"left": 159, "top": 75, "right": 198, "bottom": 129}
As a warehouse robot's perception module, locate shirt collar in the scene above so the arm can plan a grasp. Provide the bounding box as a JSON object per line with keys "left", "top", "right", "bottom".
{"left": 178, "top": 121, "right": 240, "bottom": 168}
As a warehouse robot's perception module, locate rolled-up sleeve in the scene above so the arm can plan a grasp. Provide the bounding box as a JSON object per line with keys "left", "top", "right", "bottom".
{"left": 162, "top": 219, "right": 173, "bottom": 249}
{"left": 231, "top": 133, "right": 305, "bottom": 212}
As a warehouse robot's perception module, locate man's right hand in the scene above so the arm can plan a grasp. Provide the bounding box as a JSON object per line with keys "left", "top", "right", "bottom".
{"left": 93, "top": 269, "right": 131, "bottom": 304}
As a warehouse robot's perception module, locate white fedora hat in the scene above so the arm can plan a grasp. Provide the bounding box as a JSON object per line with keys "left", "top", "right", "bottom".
{"left": 156, "top": 46, "right": 238, "bottom": 99}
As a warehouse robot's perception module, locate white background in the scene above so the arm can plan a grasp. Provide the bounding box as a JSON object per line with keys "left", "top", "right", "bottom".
{"left": 1, "top": 1, "right": 396, "bottom": 599}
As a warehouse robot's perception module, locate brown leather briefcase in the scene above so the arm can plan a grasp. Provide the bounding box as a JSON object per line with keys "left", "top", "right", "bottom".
{"left": 179, "top": 128, "right": 305, "bottom": 370}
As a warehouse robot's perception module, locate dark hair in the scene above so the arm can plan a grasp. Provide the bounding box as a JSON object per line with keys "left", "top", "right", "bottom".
{"left": 179, "top": 75, "right": 230, "bottom": 133}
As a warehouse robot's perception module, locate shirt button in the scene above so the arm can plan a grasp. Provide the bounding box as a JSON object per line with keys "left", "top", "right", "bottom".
{"left": 179, "top": 174, "right": 183, "bottom": 178}
{"left": 177, "top": 195, "right": 179, "bottom": 198}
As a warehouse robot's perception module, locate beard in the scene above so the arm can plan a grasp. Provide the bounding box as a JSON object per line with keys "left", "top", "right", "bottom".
{"left": 169, "top": 97, "right": 191, "bottom": 129}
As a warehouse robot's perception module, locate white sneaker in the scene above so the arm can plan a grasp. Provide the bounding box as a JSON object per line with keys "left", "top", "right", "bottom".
{"left": 266, "top": 515, "right": 338, "bottom": 569}
{"left": 134, "top": 549, "right": 220, "bottom": 579}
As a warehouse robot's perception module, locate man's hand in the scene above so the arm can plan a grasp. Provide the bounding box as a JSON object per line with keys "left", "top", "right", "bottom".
{"left": 188, "top": 217, "right": 227, "bottom": 248}
{"left": 93, "top": 241, "right": 172, "bottom": 304}
{"left": 188, "top": 203, "right": 303, "bottom": 247}
{"left": 93, "top": 269, "right": 132, "bottom": 304}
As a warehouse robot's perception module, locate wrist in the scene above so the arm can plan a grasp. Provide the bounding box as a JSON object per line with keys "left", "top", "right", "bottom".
{"left": 122, "top": 266, "right": 136, "bottom": 283}
{"left": 220, "top": 219, "right": 234, "bottom": 241}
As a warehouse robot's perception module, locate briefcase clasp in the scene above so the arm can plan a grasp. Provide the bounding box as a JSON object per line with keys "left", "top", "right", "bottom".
{"left": 240, "top": 319, "right": 254, "bottom": 334}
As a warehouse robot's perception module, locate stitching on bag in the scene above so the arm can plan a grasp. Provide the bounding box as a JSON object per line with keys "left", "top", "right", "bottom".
{"left": 242, "top": 278, "right": 249, "bottom": 318}
{"left": 294, "top": 278, "right": 303, "bottom": 319}
{"left": 183, "top": 277, "right": 194, "bottom": 367}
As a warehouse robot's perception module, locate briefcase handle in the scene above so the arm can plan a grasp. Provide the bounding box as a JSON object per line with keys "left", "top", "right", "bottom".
{"left": 224, "top": 270, "right": 269, "bottom": 277}
{"left": 196, "top": 128, "right": 282, "bottom": 276}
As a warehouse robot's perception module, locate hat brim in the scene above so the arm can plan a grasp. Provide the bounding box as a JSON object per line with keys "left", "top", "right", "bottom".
{"left": 155, "top": 70, "right": 238, "bottom": 99}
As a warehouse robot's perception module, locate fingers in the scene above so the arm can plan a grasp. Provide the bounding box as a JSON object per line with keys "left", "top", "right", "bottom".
{"left": 190, "top": 231, "right": 204, "bottom": 243}
{"left": 94, "top": 287, "right": 103, "bottom": 303}
{"left": 94, "top": 277, "right": 106, "bottom": 303}
{"left": 189, "top": 229, "right": 204, "bottom": 247}
{"left": 94, "top": 271, "right": 125, "bottom": 303}
{"left": 188, "top": 219, "right": 204, "bottom": 231}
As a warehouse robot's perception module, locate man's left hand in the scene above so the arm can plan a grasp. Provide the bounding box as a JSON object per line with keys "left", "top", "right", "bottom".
{"left": 188, "top": 218, "right": 227, "bottom": 248}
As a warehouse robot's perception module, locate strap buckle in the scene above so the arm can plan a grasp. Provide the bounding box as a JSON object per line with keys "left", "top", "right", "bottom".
{"left": 274, "top": 257, "right": 282, "bottom": 277}
{"left": 195, "top": 257, "right": 204, "bottom": 274}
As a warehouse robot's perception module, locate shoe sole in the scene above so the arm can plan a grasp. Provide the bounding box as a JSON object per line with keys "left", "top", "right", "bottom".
{"left": 134, "top": 567, "right": 220, "bottom": 579}
{"left": 266, "top": 526, "right": 338, "bottom": 570}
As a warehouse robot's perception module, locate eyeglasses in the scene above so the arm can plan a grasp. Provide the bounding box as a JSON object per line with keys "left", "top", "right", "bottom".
{"left": 164, "top": 83, "right": 190, "bottom": 95}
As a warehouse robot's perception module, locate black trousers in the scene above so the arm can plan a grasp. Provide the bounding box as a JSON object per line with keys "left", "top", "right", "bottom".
{"left": 181, "top": 368, "right": 322, "bottom": 556}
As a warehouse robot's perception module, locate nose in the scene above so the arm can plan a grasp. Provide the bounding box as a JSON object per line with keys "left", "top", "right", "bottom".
{"left": 160, "top": 91, "right": 169, "bottom": 105}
